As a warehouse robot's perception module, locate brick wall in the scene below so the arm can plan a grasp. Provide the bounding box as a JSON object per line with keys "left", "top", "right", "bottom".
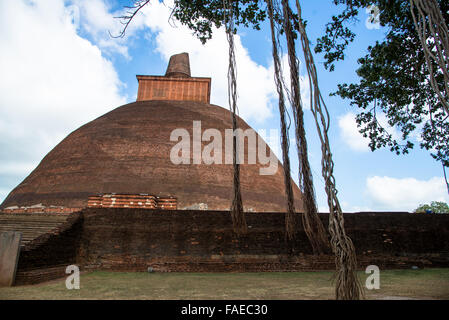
{"left": 1, "top": 207, "right": 81, "bottom": 214}
{"left": 14, "top": 213, "right": 83, "bottom": 285}
{"left": 136, "top": 76, "right": 211, "bottom": 103}
{"left": 12, "top": 209, "right": 449, "bottom": 285}
{"left": 77, "top": 209, "right": 449, "bottom": 272}
{"left": 87, "top": 194, "right": 177, "bottom": 210}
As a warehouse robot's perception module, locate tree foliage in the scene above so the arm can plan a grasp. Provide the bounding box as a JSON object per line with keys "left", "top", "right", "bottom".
{"left": 171, "top": 0, "right": 266, "bottom": 43}
{"left": 170, "top": 0, "right": 309, "bottom": 43}
{"left": 315, "top": 0, "right": 449, "bottom": 167}
{"left": 414, "top": 201, "right": 449, "bottom": 213}
{"left": 172, "top": 0, "right": 449, "bottom": 169}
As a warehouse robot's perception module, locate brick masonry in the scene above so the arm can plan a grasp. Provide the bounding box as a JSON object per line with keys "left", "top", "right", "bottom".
{"left": 77, "top": 209, "right": 449, "bottom": 272}
{"left": 0, "top": 100, "right": 303, "bottom": 213}
{"left": 14, "top": 213, "right": 83, "bottom": 285}
{"left": 87, "top": 194, "right": 177, "bottom": 210}
{"left": 11, "top": 209, "right": 449, "bottom": 285}
{"left": 1, "top": 206, "right": 82, "bottom": 214}
{"left": 136, "top": 76, "right": 211, "bottom": 103}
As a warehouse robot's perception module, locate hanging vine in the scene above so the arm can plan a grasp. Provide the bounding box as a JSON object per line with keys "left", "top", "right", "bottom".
{"left": 266, "top": 0, "right": 296, "bottom": 241}
{"left": 293, "top": 0, "right": 363, "bottom": 300}
{"left": 410, "top": 0, "right": 449, "bottom": 194}
{"left": 275, "top": 0, "right": 329, "bottom": 253}
{"left": 114, "top": 0, "right": 363, "bottom": 300}
{"left": 223, "top": 0, "right": 248, "bottom": 235}
{"left": 410, "top": 0, "right": 449, "bottom": 117}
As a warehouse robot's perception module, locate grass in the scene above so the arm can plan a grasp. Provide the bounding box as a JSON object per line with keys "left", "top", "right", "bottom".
{"left": 1, "top": 269, "right": 449, "bottom": 300}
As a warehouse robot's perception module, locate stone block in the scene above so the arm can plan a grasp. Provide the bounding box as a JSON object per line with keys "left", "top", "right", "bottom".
{"left": 0, "top": 231, "right": 22, "bottom": 287}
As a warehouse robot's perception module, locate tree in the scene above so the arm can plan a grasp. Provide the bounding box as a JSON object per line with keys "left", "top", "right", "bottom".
{"left": 114, "top": 0, "right": 267, "bottom": 41}
{"left": 415, "top": 201, "right": 449, "bottom": 213}
{"left": 116, "top": 0, "right": 361, "bottom": 300}
{"left": 315, "top": 0, "right": 449, "bottom": 191}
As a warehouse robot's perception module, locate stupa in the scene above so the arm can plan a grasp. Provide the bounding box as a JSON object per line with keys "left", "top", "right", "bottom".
{"left": 0, "top": 53, "right": 303, "bottom": 213}
{"left": 1, "top": 54, "right": 448, "bottom": 287}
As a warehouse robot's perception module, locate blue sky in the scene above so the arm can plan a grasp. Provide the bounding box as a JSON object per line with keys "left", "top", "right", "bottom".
{"left": 0, "top": 0, "right": 448, "bottom": 212}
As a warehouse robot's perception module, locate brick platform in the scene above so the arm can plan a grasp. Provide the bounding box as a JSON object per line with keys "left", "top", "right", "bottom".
{"left": 87, "top": 194, "right": 177, "bottom": 210}
{"left": 1, "top": 206, "right": 82, "bottom": 214}
{"left": 8, "top": 209, "right": 449, "bottom": 285}
{"left": 77, "top": 209, "right": 449, "bottom": 272}
{"left": 136, "top": 76, "right": 211, "bottom": 103}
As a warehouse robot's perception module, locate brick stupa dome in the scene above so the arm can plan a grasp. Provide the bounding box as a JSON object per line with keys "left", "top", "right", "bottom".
{"left": 0, "top": 53, "right": 303, "bottom": 212}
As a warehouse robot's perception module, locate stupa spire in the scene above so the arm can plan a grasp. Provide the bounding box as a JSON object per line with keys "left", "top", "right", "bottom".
{"left": 136, "top": 52, "right": 210, "bottom": 103}
{"left": 165, "top": 52, "right": 191, "bottom": 78}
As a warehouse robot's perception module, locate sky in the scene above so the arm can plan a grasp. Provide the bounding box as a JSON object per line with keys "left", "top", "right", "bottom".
{"left": 0, "top": 0, "right": 448, "bottom": 212}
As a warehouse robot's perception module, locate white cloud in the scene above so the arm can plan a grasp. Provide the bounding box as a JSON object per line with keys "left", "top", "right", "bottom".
{"left": 328, "top": 200, "right": 374, "bottom": 213}
{"left": 70, "top": 0, "right": 312, "bottom": 125}
{"left": 0, "top": 0, "right": 126, "bottom": 203}
{"left": 0, "top": 0, "right": 311, "bottom": 205}
{"left": 0, "top": 189, "right": 11, "bottom": 204}
{"left": 338, "top": 112, "right": 402, "bottom": 152}
{"left": 70, "top": 0, "right": 130, "bottom": 58}
{"left": 273, "top": 54, "right": 311, "bottom": 110}
{"left": 338, "top": 112, "right": 371, "bottom": 152}
{"left": 0, "top": 162, "right": 37, "bottom": 176}
{"left": 132, "top": 0, "right": 279, "bottom": 123}
{"left": 366, "top": 176, "right": 449, "bottom": 211}
{"left": 299, "top": 73, "right": 311, "bottom": 110}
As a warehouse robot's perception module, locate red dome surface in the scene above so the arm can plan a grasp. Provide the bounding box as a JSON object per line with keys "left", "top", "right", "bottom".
{"left": 1, "top": 100, "right": 303, "bottom": 212}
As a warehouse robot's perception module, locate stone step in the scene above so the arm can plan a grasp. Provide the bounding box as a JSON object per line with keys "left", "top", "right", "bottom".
{"left": 0, "top": 217, "right": 68, "bottom": 222}
{"left": 0, "top": 220, "right": 67, "bottom": 225}
{"left": 0, "top": 214, "right": 70, "bottom": 247}
{"left": 0, "top": 224, "right": 63, "bottom": 228}
{"left": 0, "top": 223, "right": 63, "bottom": 227}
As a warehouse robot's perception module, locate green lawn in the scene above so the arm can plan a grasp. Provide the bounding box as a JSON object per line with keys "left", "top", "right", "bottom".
{"left": 1, "top": 269, "right": 449, "bottom": 300}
